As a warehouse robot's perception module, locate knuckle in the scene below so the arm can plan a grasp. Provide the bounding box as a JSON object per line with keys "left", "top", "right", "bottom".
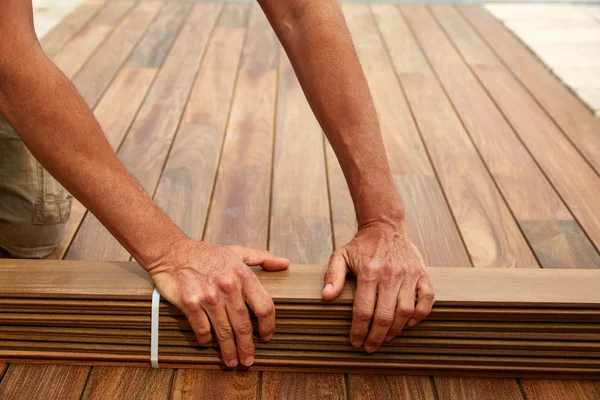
{"left": 374, "top": 312, "right": 394, "bottom": 326}
{"left": 201, "top": 290, "right": 218, "bottom": 306}
{"left": 217, "top": 276, "right": 238, "bottom": 294}
{"left": 194, "top": 326, "right": 212, "bottom": 337}
{"left": 364, "top": 261, "right": 379, "bottom": 277}
{"left": 381, "top": 263, "right": 399, "bottom": 280}
{"left": 182, "top": 295, "right": 201, "bottom": 313}
{"left": 353, "top": 307, "right": 373, "bottom": 322}
{"left": 234, "top": 322, "right": 254, "bottom": 336}
{"left": 216, "top": 325, "right": 234, "bottom": 340}
{"left": 234, "top": 263, "right": 251, "bottom": 280}
{"left": 421, "top": 289, "right": 435, "bottom": 302}
{"left": 254, "top": 301, "right": 275, "bottom": 318}
{"left": 412, "top": 308, "right": 428, "bottom": 320}
{"left": 398, "top": 306, "right": 415, "bottom": 318}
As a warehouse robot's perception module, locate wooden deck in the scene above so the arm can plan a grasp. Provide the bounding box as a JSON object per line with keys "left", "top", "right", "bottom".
{"left": 1, "top": 1, "right": 600, "bottom": 398}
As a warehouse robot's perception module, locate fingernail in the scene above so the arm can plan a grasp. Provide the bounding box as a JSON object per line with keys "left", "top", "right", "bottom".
{"left": 384, "top": 335, "right": 394, "bottom": 341}
{"left": 364, "top": 345, "right": 377, "bottom": 353}
{"left": 243, "top": 356, "right": 254, "bottom": 366}
{"left": 263, "top": 334, "right": 273, "bottom": 342}
{"left": 322, "top": 283, "right": 333, "bottom": 294}
{"left": 227, "top": 358, "right": 238, "bottom": 367}
{"left": 407, "top": 318, "right": 418, "bottom": 327}
{"left": 281, "top": 258, "right": 289, "bottom": 262}
{"left": 351, "top": 340, "right": 363, "bottom": 348}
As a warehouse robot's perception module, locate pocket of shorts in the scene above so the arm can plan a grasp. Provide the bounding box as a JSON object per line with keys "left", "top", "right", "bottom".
{"left": 32, "top": 164, "right": 72, "bottom": 226}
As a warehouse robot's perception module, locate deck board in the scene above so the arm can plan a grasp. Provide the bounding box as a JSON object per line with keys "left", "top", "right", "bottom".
{"left": 5, "top": 1, "right": 600, "bottom": 397}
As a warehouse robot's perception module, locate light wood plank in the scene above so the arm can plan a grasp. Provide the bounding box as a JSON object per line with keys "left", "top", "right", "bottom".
{"left": 153, "top": 4, "right": 247, "bottom": 240}
{"left": 73, "top": 1, "right": 163, "bottom": 108}
{"left": 434, "top": 377, "right": 523, "bottom": 400}
{"left": 380, "top": 4, "right": 537, "bottom": 268}
{"left": 348, "top": 375, "right": 435, "bottom": 400}
{"left": 451, "top": 7, "right": 600, "bottom": 255}
{"left": 262, "top": 372, "right": 345, "bottom": 400}
{"left": 0, "top": 364, "right": 89, "bottom": 400}
{"left": 520, "top": 379, "right": 600, "bottom": 400}
{"left": 81, "top": 367, "right": 173, "bottom": 400}
{"left": 67, "top": 3, "right": 222, "bottom": 261}
{"left": 398, "top": 4, "right": 600, "bottom": 269}
{"left": 39, "top": 0, "right": 107, "bottom": 57}
{"left": 460, "top": 5, "right": 600, "bottom": 175}
{"left": 171, "top": 370, "right": 258, "bottom": 400}
{"left": 52, "top": 1, "right": 133, "bottom": 79}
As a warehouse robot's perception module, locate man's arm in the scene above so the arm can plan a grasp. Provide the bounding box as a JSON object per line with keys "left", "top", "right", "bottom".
{"left": 0, "top": 0, "right": 289, "bottom": 368}
{"left": 258, "top": 0, "right": 435, "bottom": 352}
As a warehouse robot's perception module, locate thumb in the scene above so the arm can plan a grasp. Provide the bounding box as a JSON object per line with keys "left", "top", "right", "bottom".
{"left": 233, "top": 246, "right": 290, "bottom": 271}
{"left": 322, "top": 250, "right": 347, "bottom": 301}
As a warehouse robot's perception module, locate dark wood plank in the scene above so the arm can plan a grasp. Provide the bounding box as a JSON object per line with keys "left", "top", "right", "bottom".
{"left": 73, "top": 1, "right": 163, "bottom": 108}
{"left": 52, "top": 1, "right": 132, "bottom": 79}
{"left": 39, "top": 0, "right": 107, "bottom": 57}
{"left": 341, "top": 3, "right": 469, "bottom": 268}
{"left": 0, "top": 364, "right": 90, "bottom": 400}
{"left": 434, "top": 377, "right": 523, "bottom": 400}
{"left": 81, "top": 367, "right": 173, "bottom": 400}
{"left": 154, "top": 3, "right": 248, "bottom": 241}
{"left": 386, "top": 4, "right": 538, "bottom": 269}
{"left": 261, "top": 372, "right": 345, "bottom": 400}
{"left": 66, "top": 3, "right": 222, "bottom": 261}
{"left": 400, "top": 4, "right": 600, "bottom": 269}
{"left": 171, "top": 370, "right": 258, "bottom": 400}
{"left": 348, "top": 375, "right": 435, "bottom": 400}
{"left": 519, "top": 379, "right": 600, "bottom": 400}
{"left": 459, "top": 5, "right": 600, "bottom": 175}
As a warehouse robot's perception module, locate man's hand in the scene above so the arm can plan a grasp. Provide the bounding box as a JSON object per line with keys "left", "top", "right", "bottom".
{"left": 322, "top": 219, "right": 434, "bottom": 353}
{"left": 147, "top": 239, "right": 289, "bottom": 368}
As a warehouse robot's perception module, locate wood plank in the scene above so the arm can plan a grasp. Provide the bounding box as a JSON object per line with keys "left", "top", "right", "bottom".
{"left": 348, "top": 375, "right": 435, "bottom": 400}
{"left": 434, "top": 377, "right": 523, "bottom": 400}
{"left": 72, "top": 1, "right": 163, "bottom": 108}
{"left": 0, "top": 364, "right": 89, "bottom": 400}
{"left": 171, "top": 370, "right": 258, "bottom": 400}
{"left": 460, "top": 6, "right": 600, "bottom": 175}
{"left": 399, "top": 4, "right": 600, "bottom": 269}
{"left": 378, "top": 4, "right": 537, "bottom": 269}
{"left": 261, "top": 372, "right": 346, "bottom": 400}
{"left": 81, "top": 367, "right": 173, "bottom": 400}
{"left": 66, "top": 3, "right": 221, "bottom": 261}
{"left": 52, "top": 1, "right": 132, "bottom": 79}
{"left": 519, "top": 379, "right": 600, "bottom": 400}
{"left": 39, "top": 0, "right": 107, "bottom": 57}
{"left": 340, "top": 3, "right": 469, "bottom": 268}
{"left": 152, "top": 4, "right": 247, "bottom": 239}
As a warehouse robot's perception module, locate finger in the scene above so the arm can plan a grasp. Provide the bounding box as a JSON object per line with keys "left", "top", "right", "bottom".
{"left": 206, "top": 304, "right": 238, "bottom": 368}
{"left": 225, "top": 297, "right": 256, "bottom": 367}
{"left": 240, "top": 267, "right": 276, "bottom": 341}
{"left": 363, "top": 280, "right": 400, "bottom": 353}
{"left": 350, "top": 272, "right": 378, "bottom": 348}
{"left": 186, "top": 309, "right": 212, "bottom": 345}
{"left": 322, "top": 251, "right": 348, "bottom": 301}
{"left": 407, "top": 276, "right": 435, "bottom": 327}
{"left": 229, "top": 246, "right": 289, "bottom": 271}
{"left": 385, "top": 279, "right": 417, "bottom": 341}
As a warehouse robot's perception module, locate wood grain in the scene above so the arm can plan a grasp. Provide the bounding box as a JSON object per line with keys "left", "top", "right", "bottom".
{"left": 400, "top": 4, "right": 600, "bottom": 269}
{"left": 72, "top": 2, "right": 162, "bottom": 108}
{"left": 40, "top": 0, "right": 108, "bottom": 57}
{"left": 171, "top": 370, "right": 258, "bottom": 400}
{"left": 203, "top": 4, "right": 276, "bottom": 247}
{"left": 348, "top": 375, "right": 435, "bottom": 400}
{"left": 81, "top": 367, "right": 173, "bottom": 400}
{"left": 519, "top": 379, "right": 600, "bottom": 400}
{"left": 341, "top": 3, "right": 469, "bottom": 268}
{"left": 459, "top": 5, "right": 600, "bottom": 175}
{"left": 261, "top": 372, "right": 346, "bottom": 400}
{"left": 434, "top": 377, "right": 523, "bottom": 400}
{"left": 52, "top": 2, "right": 132, "bottom": 79}
{"left": 378, "top": 4, "right": 537, "bottom": 269}
{"left": 0, "top": 364, "right": 90, "bottom": 400}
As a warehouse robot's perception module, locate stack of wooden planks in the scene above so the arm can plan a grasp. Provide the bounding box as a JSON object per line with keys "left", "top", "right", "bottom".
{"left": 0, "top": 260, "right": 598, "bottom": 379}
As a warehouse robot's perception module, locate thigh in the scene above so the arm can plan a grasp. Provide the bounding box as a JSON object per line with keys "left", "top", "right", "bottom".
{"left": 0, "top": 116, "right": 72, "bottom": 258}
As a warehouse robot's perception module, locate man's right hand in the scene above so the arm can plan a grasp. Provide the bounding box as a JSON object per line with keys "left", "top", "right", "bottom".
{"left": 146, "top": 239, "right": 290, "bottom": 367}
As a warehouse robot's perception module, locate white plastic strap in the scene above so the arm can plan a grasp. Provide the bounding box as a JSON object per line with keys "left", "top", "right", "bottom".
{"left": 151, "top": 287, "right": 160, "bottom": 368}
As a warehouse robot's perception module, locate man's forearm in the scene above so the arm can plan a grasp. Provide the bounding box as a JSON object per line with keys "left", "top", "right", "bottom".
{"left": 0, "top": 44, "right": 185, "bottom": 267}
{"left": 259, "top": 0, "right": 404, "bottom": 227}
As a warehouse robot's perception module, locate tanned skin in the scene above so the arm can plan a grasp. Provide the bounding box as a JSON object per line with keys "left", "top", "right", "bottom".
{"left": 0, "top": 0, "right": 434, "bottom": 368}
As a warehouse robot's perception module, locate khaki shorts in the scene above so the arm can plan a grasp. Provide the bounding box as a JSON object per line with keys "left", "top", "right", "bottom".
{"left": 0, "top": 116, "right": 72, "bottom": 258}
